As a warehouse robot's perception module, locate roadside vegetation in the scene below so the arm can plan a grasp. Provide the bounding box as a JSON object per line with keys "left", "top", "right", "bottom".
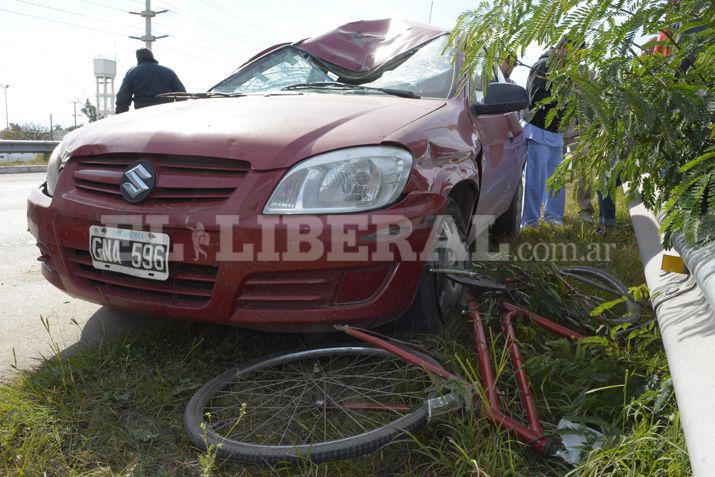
{"left": 453, "top": 0, "right": 714, "bottom": 245}
{"left": 0, "top": 191, "right": 689, "bottom": 476}
{"left": 0, "top": 154, "right": 48, "bottom": 167}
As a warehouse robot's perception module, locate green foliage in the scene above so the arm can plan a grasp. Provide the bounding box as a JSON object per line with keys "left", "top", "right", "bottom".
{"left": 81, "top": 98, "right": 98, "bottom": 123}
{"left": 198, "top": 422, "right": 221, "bottom": 477}
{"left": 0, "top": 122, "right": 52, "bottom": 140}
{"left": 452, "top": 0, "right": 714, "bottom": 245}
{"left": 589, "top": 283, "right": 649, "bottom": 317}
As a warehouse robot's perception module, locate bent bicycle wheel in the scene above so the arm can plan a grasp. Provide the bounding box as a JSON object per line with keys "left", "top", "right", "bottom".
{"left": 558, "top": 266, "right": 641, "bottom": 324}
{"left": 185, "top": 344, "right": 452, "bottom": 464}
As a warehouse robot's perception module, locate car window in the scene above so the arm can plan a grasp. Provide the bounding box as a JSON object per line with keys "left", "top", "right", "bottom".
{"left": 494, "top": 63, "right": 506, "bottom": 83}
{"left": 213, "top": 35, "right": 455, "bottom": 99}
{"left": 366, "top": 35, "right": 455, "bottom": 98}
{"left": 214, "top": 48, "right": 338, "bottom": 94}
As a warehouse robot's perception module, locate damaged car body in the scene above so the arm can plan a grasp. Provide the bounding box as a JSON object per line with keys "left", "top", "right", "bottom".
{"left": 27, "top": 18, "right": 527, "bottom": 332}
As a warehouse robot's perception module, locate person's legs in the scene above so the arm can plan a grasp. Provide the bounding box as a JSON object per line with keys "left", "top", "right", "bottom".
{"left": 577, "top": 179, "right": 595, "bottom": 221}
{"left": 597, "top": 191, "right": 616, "bottom": 226}
{"left": 521, "top": 140, "right": 547, "bottom": 227}
{"left": 543, "top": 145, "right": 565, "bottom": 224}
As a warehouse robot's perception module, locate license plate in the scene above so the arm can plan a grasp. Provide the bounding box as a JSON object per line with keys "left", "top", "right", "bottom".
{"left": 89, "top": 226, "right": 170, "bottom": 281}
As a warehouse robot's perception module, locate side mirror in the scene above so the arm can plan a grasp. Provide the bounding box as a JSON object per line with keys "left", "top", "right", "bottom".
{"left": 472, "top": 82, "right": 528, "bottom": 115}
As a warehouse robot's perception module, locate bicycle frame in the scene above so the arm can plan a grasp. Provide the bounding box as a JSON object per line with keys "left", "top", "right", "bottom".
{"left": 337, "top": 298, "right": 585, "bottom": 457}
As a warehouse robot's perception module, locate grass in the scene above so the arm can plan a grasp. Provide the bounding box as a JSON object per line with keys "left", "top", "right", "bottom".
{"left": 0, "top": 190, "right": 690, "bottom": 476}
{"left": 0, "top": 154, "right": 48, "bottom": 167}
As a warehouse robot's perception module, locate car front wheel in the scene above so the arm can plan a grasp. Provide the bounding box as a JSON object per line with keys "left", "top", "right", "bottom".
{"left": 397, "top": 201, "right": 467, "bottom": 333}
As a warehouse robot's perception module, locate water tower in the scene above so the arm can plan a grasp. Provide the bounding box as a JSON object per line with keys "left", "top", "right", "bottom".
{"left": 94, "top": 58, "right": 116, "bottom": 119}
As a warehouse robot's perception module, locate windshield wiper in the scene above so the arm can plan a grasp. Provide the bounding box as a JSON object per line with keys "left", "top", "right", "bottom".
{"left": 157, "top": 92, "right": 246, "bottom": 99}
{"left": 282, "top": 82, "right": 420, "bottom": 99}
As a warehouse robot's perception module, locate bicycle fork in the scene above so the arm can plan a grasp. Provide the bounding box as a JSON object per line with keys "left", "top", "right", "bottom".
{"left": 336, "top": 299, "right": 584, "bottom": 457}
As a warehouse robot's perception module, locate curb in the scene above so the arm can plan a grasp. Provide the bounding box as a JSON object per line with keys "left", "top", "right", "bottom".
{"left": 0, "top": 165, "right": 48, "bottom": 174}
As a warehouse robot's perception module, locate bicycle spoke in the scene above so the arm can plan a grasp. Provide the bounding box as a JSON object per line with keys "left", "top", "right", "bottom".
{"left": 278, "top": 377, "right": 313, "bottom": 445}
{"left": 198, "top": 348, "right": 441, "bottom": 448}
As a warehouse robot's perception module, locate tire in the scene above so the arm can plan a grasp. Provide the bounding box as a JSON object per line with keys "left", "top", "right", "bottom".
{"left": 558, "top": 266, "right": 640, "bottom": 324}
{"left": 184, "top": 344, "right": 447, "bottom": 465}
{"left": 492, "top": 176, "right": 523, "bottom": 239}
{"left": 398, "top": 201, "right": 467, "bottom": 333}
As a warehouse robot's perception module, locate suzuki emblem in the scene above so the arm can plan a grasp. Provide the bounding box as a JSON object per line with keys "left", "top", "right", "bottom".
{"left": 120, "top": 161, "right": 156, "bottom": 203}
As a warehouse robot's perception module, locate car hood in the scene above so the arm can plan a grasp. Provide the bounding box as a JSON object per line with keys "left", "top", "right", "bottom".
{"left": 61, "top": 93, "right": 444, "bottom": 170}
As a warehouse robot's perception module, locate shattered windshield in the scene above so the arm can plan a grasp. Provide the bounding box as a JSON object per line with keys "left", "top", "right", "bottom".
{"left": 213, "top": 35, "right": 455, "bottom": 99}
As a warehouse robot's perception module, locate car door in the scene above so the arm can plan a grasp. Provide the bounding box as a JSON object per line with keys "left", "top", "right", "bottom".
{"left": 470, "top": 65, "right": 525, "bottom": 219}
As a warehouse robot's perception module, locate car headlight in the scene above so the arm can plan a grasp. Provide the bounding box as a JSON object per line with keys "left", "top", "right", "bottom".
{"left": 263, "top": 146, "right": 413, "bottom": 214}
{"left": 45, "top": 145, "right": 65, "bottom": 197}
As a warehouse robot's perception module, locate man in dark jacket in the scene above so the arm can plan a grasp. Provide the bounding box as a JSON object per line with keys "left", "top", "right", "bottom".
{"left": 115, "top": 48, "right": 185, "bottom": 113}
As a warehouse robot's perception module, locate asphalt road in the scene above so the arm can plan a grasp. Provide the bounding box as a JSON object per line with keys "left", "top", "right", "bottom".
{"left": 0, "top": 173, "right": 148, "bottom": 380}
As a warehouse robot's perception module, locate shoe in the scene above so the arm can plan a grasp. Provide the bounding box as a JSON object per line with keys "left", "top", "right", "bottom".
{"left": 596, "top": 225, "right": 617, "bottom": 236}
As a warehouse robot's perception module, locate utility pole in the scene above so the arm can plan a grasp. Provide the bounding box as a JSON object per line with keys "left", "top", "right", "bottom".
{"left": 129, "top": 0, "right": 168, "bottom": 50}
{"left": 428, "top": 1, "right": 434, "bottom": 24}
{"left": 49, "top": 114, "right": 53, "bottom": 140}
{"left": 70, "top": 100, "right": 79, "bottom": 128}
{"left": 0, "top": 84, "right": 8, "bottom": 129}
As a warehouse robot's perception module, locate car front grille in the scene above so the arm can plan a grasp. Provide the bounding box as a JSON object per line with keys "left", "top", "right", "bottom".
{"left": 65, "top": 247, "right": 218, "bottom": 307}
{"left": 71, "top": 154, "right": 250, "bottom": 203}
{"left": 237, "top": 269, "right": 341, "bottom": 308}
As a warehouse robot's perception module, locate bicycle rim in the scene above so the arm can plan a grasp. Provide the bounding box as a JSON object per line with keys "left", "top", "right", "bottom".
{"left": 184, "top": 344, "right": 449, "bottom": 464}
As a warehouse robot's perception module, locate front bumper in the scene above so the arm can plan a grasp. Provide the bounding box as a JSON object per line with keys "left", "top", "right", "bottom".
{"left": 28, "top": 183, "right": 447, "bottom": 332}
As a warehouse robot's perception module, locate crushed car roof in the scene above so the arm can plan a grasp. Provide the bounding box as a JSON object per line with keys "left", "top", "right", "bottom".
{"left": 298, "top": 18, "right": 448, "bottom": 74}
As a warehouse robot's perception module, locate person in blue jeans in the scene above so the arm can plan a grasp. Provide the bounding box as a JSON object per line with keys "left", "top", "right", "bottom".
{"left": 521, "top": 39, "right": 577, "bottom": 227}
{"left": 521, "top": 126, "right": 565, "bottom": 226}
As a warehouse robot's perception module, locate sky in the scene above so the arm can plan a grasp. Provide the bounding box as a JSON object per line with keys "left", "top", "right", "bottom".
{"left": 0, "top": 0, "right": 541, "bottom": 128}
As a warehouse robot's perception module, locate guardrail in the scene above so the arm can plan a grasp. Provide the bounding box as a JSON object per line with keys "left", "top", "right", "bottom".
{"left": 0, "top": 140, "right": 59, "bottom": 154}
{"left": 671, "top": 231, "right": 715, "bottom": 314}
{"left": 628, "top": 196, "right": 715, "bottom": 475}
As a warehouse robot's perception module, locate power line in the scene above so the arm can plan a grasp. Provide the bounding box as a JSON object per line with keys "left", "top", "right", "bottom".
{"left": 13, "top": 0, "right": 243, "bottom": 62}
{"left": 151, "top": 5, "right": 265, "bottom": 49}
{"left": 152, "top": 26, "right": 243, "bottom": 61}
{"left": 190, "top": 16, "right": 264, "bottom": 49}
{"left": 0, "top": 6, "right": 230, "bottom": 66}
{"left": 52, "top": 0, "right": 275, "bottom": 53}
{"left": 14, "top": 0, "right": 94, "bottom": 19}
{"left": 0, "top": 6, "right": 126, "bottom": 36}
{"left": 79, "top": 0, "right": 128, "bottom": 13}
{"left": 154, "top": 0, "right": 179, "bottom": 10}
{"left": 13, "top": 0, "right": 139, "bottom": 31}
{"left": 197, "top": 0, "right": 286, "bottom": 41}
{"left": 159, "top": 44, "right": 226, "bottom": 66}
{"left": 153, "top": 18, "right": 254, "bottom": 54}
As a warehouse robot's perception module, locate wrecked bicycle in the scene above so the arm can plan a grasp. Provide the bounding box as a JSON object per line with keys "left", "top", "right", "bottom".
{"left": 184, "top": 266, "right": 641, "bottom": 464}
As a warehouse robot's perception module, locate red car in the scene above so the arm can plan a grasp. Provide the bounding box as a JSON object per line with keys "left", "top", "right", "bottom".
{"left": 27, "top": 19, "right": 527, "bottom": 332}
